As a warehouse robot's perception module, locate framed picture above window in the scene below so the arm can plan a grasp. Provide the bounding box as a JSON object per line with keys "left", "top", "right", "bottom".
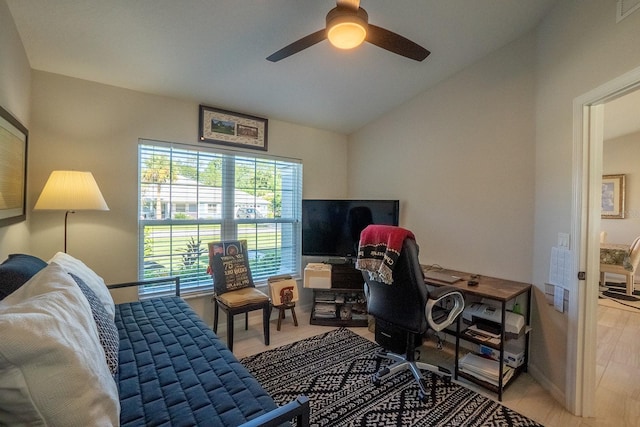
{"left": 199, "top": 105, "right": 268, "bottom": 151}
{"left": 601, "top": 174, "right": 626, "bottom": 219}
{"left": 0, "top": 105, "right": 28, "bottom": 227}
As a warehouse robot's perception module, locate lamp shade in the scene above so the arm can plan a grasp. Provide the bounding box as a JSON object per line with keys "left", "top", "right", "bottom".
{"left": 34, "top": 171, "right": 109, "bottom": 211}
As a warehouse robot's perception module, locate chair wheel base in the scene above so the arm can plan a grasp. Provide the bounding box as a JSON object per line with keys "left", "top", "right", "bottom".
{"left": 372, "top": 375, "right": 381, "bottom": 387}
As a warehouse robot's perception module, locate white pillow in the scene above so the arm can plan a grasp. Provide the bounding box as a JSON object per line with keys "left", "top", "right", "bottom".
{"left": 49, "top": 252, "right": 115, "bottom": 320}
{"left": 0, "top": 263, "right": 120, "bottom": 426}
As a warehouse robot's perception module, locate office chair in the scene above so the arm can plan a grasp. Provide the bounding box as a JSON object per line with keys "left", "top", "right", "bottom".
{"left": 600, "top": 235, "right": 640, "bottom": 296}
{"left": 358, "top": 225, "right": 464, "bottom": 402}
{"left": 208, "top": 240, "right": 270, "bottom": 352}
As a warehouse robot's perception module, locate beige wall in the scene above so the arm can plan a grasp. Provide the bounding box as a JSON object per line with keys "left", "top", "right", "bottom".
{"left": 348, "top": 0, "right": 640, "bottom": 407}
{"left": 532, "top": 0, "right": 640, "bottom": 401}
{"left": 349, "top": 32, "right": 536, "bottom": 283}
{"left": 25, "top": 71, "right": 348, "bottom": 321}
{"left": 602, "top": 130, "right": 640, "bottom": 245}
{"left": 0, "top": 0, "right": 31, "bottom": 259}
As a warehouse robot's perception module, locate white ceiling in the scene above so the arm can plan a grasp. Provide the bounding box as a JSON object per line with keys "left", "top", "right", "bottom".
{"left": 7, "top": 0, "right": 639, "bottom": 138}
{"left": 3, "top": 0, "right": 589, "bottom": 135}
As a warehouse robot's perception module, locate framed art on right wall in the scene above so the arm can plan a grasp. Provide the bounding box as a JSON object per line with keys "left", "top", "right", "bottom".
{"left": 601, "top": 174, "right": 626, "bottom": 219}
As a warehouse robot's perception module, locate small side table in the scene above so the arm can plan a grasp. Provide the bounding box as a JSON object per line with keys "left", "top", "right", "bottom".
{"left": 274, "top": 302, "right": 298, "bottom": 331}
{"left": 268, "top": 276, "right": 300, "bottom": 331}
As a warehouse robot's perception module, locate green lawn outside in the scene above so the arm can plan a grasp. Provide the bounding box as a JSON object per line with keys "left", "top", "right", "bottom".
{"left": 143, "top": 223, "right": 282, "bottom": 280}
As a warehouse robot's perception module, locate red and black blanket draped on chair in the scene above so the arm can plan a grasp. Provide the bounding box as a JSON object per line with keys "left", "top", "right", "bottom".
{"left": 355, "top": 225, "right": 415, "bottom": 285}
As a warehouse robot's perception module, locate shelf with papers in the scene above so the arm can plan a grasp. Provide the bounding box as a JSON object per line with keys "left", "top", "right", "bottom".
{"left": 310, "top": 288, "right": 368, "bottom": 326}
{"left": 424, "top": 267, "right": 532, "bottom": 401}
{"left": 308, "top": 263, "right": 368, "bottom": 327}
{"left": 458, "top": 353, "right": 515, "bottom": 389}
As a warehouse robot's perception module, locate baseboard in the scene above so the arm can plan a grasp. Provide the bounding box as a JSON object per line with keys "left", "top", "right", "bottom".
{"left": 527, "top": 362, "right": 566, "bottom": 409}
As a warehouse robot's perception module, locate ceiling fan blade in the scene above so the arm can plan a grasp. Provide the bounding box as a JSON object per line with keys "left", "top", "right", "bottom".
{"left": 266, "top": 29, "right": 327, "bottom": 62}
{"left": 366, "top": 24, "right": 430, "bottom": 62}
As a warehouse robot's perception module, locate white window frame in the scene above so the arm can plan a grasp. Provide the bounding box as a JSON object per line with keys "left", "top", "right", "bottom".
{"left": 138, "top": 139, "right": 302, "bottom": 296}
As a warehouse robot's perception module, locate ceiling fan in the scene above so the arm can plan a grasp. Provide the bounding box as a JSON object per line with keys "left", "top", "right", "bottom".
{"left": 266, "top": 0, "right": 430, "bottom": 62}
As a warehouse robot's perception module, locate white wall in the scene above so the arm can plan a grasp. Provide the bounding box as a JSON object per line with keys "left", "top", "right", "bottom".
{"left": 349, "top": 33, "right": 536, "bottom": 282}
{"left": 532, "top": 0, "right": 640, "bottom": 401}
{"left": 0, "top": 0, "right": 31, "bottom": 259}
{"left": 349, "top": 0, "right": 640, "bottom": 408}
{"left": 27, "top": 71, "right": 348, "bottom": 322}
{"left": 602, "top": 131, "right": 640, "bottom": 245}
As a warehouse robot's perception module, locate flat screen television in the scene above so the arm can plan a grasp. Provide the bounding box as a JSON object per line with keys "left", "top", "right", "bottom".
{"left": 302, "top": 199, "right": 400, "bottom": 258}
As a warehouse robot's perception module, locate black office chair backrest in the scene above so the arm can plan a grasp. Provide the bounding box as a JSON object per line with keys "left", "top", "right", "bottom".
{"left": 363, "top": 238, "right": 429, "bottom": 334}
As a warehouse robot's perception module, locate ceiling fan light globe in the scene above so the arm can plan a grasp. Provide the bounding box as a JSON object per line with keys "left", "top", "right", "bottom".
{"left": 326, "top": 6, "right": 368, "bottom": 50}
{"left": 328, "top": 22, "right": 366, "bottom": 49}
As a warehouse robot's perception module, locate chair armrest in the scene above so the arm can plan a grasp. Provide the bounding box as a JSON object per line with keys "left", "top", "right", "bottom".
{"left": 427, "top": 285, "right": 461, "bottom": 300}
{"left": 107, "top": 276, "right": 181, "bottom": 297}
{"left": 239, "top": 395, "right": 310, "bottom": 427}
{"left": 425, "top": 287, "right": 464, "bottom": 332}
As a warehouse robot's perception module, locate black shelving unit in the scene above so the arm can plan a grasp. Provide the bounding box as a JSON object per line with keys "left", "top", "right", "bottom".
{"left": 309, "top": 263, "right": 368, "bottom": 327}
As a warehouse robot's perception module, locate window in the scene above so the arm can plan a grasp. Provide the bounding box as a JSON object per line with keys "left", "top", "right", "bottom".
{"left": 138, "top": 140, "right": 302, "bottom": 295}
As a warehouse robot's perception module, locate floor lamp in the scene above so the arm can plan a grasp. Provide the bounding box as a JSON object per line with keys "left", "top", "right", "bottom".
{"left": 34, "top": 170, "right": 109, "bottom": 253}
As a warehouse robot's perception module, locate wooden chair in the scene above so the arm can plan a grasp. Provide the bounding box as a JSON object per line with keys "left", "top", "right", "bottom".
{"left": 213, "top": 289, "right": 270, "bottom": 352}
{"left": 600, "top": 236, "right": 640, "bottom": 296}
{"left": 208, "top": 240, "right": 270, "bottom": 352}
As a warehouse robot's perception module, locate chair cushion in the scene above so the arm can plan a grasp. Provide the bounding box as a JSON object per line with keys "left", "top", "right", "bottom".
{"left": 217, "top": 287, "right": 269, "bottom": 308}
{"left": 209, "top": 240, "right": 255, "bottom": 294}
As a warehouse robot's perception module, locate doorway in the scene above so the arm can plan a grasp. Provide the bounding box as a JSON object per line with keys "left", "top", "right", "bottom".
{"left": 570, "top": 66, "right": 640, "bottom": 416}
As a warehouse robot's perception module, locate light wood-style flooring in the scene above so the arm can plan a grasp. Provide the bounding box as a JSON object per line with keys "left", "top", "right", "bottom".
{"left": 221, "top": 302, "right": 640, "bottom": 426}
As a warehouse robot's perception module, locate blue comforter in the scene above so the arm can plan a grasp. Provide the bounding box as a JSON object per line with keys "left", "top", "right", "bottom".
{"left": 115, "top": 297, "right": 277, "bottom": 426}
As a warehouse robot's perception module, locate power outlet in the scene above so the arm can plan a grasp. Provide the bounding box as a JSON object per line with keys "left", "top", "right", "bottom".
{"left": 557, "top": 232, "right": 570, "bottom": 249}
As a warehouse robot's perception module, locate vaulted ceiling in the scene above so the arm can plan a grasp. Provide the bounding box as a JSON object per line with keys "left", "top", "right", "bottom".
{"left": 5, "top": 0, "right": 591, "bottom": 135}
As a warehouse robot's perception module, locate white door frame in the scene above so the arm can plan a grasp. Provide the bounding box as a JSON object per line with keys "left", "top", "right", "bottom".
{"left": 569, "top": 66, "right": 640, "bottom": 416}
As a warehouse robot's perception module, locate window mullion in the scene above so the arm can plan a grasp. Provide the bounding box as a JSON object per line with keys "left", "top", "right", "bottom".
{"left": 221, "top": 155, "right": 236, "bottom": 239}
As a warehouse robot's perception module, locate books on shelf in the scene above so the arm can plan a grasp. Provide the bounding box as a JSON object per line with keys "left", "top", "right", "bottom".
{"left": 463, "top": 324, "right": 501, "bottom": 345}
{"left": 313, "top": 302, "right": 336, "bottom": 318}
{"left": 459, "top": 353, "right": 514, "bottom": 387}
{"left": 314, "top": 292, "right": 336, "bottom": 302}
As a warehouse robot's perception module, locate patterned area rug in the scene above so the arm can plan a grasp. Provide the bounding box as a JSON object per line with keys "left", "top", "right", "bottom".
{"left": 600, "top": 282, "right": 640, "bottom": 311}
{"left": 241, "top": 328, "right": 542, "bottom": 426}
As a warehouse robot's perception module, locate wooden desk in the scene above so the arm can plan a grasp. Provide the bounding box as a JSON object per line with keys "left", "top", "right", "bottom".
{"left": 423, "top": 267, "right": 532, "bottom": 401}
{"left": 424, "top": 268, "right": 531, "bottom": 302}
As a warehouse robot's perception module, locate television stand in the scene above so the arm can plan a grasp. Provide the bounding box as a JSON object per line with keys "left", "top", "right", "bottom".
{"left": 325, "top": 258, "right": 351, "bottom": 265}
{"left": 309, "top": 263, "right": 368, "bottom": 327}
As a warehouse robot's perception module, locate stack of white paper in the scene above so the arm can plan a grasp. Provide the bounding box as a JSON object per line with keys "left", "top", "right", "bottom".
{"left": 459, "top": 353, "right": 513, "bottom": 387}
{"left": 313, "top": 302, "right": 336, "bottom": 318}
